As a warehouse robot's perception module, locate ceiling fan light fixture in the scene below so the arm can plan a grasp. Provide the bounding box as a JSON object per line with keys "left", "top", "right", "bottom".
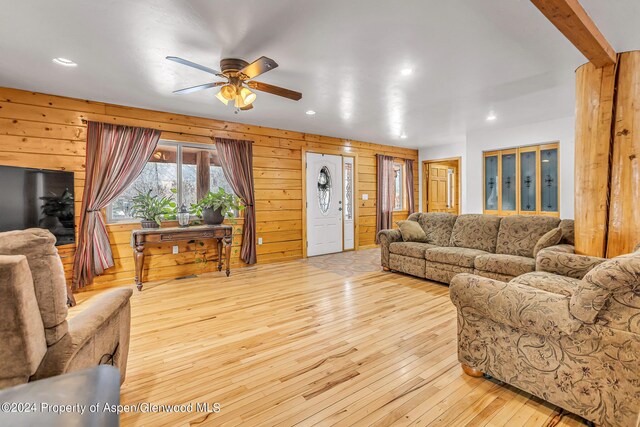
{"left": 220, "top": 84, "right": 236, "bottom": 101}
{"left": 239, "top": 87, "right": 256, "bottom": 105}
{"left": 234, "top": 95, "right": 247, "bottom": 108}
{"left": 215, "top": 90, "right": 229, "bottom": 105}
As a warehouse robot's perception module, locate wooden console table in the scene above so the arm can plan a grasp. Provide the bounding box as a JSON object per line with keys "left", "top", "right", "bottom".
{"left": 131, "top": 224, "right": 233, "bottom": 290}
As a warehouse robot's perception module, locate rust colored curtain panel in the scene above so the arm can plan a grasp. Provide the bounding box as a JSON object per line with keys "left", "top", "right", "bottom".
{"left": 376, "top": 154, "right": 395, "bottom": 241}
{"left": 405, "top": 159, "right": 415, "bottom": 214}
{"left": 214, "top": 138, "right": 257, "bottom": 264}
{"left": 73, "top": 122, "right": 161, "bottom": 289}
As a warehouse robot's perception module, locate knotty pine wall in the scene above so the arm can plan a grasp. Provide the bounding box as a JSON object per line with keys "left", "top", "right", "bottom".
{"left": 0, "top": 87, "right": 418, "bottom": 288}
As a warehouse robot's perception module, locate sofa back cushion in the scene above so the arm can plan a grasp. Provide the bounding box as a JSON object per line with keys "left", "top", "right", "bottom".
{"left": 496, "top": 215, "right": 561, "bottom": 258}
{"left": 417, "top": 213, "right": 457, "bottom": 246}
{"left": 570, "top": 249, "right": 640, "bottom": 325}
{"left": 0, "top": 229, "right": 68, "bottom": 345}
{"left": 449, "top": 214, "right": 502, "bottom": 253}
{"left": 0, "top": 255, "right": 47, "bottom": 387}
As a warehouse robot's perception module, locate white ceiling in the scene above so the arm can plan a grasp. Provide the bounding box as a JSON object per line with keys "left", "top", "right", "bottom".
{"left": 0, "top": 0, "right": 638, "bottom": 148}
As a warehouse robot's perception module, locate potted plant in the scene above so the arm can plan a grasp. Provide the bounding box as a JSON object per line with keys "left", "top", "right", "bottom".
{"left": 191, "top": 188, "right": 244, "bottom": 225}
{"left": 40, "top": 189, "right": 75, "bottom": 228}
{"left": 130, "top": 190, "right": 175, "bottom": 228}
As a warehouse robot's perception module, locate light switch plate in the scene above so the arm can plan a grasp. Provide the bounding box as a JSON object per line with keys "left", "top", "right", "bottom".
{"left": 258, "top": 237, "right": 263, "bottom": 245}
{"left": 172, "top": 245, "right": 179, "bottom": 254}
{"left": 362, "top": 194, "right": 369, "bottom": 200}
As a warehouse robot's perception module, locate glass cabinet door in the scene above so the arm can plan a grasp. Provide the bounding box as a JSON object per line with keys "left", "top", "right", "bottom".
{"left": 540, "top": 147, "right": 558, "bottom": 212}
{"left": 484, "top": 155, "right": 498, "bottom": 211}
{"left": 520, "top": 149, "right": 537, "bottom": 213}
{"left": 501, "top": 152, "right": 517, "bottom": 212}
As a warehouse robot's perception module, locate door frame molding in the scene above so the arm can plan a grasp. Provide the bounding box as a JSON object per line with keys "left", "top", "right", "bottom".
{"left": 422, "top": 156, "right": 461, "bottom": 214}
{"left": 302, "top": 148, "right": 360, "bottom": 258}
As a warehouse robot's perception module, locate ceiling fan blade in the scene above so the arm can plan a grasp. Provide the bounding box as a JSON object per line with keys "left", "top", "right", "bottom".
{"left": 239, "top": 56, "right": 278, "bottom": 79}
{"left": 240, "top": 103, "right": 254, "bottom": 111}
{"left": 247, "top": 81, "right": 302, "bottom": 101}
{"left": 166, "top": 56, "right": 222, "bottom": 76}
{"left": 172, "top": 82, "right": 224, "bottom": 94}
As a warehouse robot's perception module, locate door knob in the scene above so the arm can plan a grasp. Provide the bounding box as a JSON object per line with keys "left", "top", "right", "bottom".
{"left": 338, "top": 208, "right": 342, "bottom": 211}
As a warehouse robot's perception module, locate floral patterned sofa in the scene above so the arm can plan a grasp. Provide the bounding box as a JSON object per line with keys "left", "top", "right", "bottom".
{"left": 449, "top": 245, "right": 640, "bottom": 427}
{"left": 377, "top": 213, "right": 574, "bottom": 284}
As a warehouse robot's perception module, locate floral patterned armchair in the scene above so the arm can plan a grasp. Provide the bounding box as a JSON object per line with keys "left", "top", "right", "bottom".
{"left": 449, "top": 246, "right": 640, "bottom": 427}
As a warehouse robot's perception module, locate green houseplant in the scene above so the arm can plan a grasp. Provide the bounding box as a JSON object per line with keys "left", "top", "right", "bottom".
{"left": 191, "top": 188, "right": 244, "bottom": 225}
{"left": 130, "top": 190, "right": 175, "bottom": 228}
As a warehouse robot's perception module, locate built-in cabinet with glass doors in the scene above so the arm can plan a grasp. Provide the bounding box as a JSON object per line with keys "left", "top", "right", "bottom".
{"left": 483, "top": 142, "right": 559, "bottom": 217}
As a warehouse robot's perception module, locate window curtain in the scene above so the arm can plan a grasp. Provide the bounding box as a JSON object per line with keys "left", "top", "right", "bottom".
{"left": 405, "top": 159, "right": 415, "bottom": 214}
{"left": 73, "top": 122, "right": 161, "bottom": 289}
{"left": 376, "top": 154, "right": 395, "bottom": 242}
{"left": 214, "top": 138, "right": 257, "bottom": 264}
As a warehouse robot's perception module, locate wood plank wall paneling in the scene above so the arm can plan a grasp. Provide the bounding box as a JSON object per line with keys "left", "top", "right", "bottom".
{"left": 607, "top": 51, "right": 640, "bottom": 257}
{"left": 573, "top": 61, "right": 616, "bottom": 257}
{"left": 0, "top": 87, "right": 418, "bottom": 288}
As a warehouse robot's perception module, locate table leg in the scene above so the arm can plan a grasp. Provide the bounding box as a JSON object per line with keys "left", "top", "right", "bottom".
{"left": 224, "top": 234, "right": 232, "bottom": 277}
{"left": 134, "top": 243, "right": 145, "bottom": 291}
{"left": 217, "top": 238, "right": 223, "bottom": 272}
{"left": 66, "top": 283, "right": 77, "bottom": 307}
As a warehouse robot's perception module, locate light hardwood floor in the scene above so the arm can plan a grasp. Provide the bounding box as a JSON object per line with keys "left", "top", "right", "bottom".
{"left": 72, "top": 250, "right": 588, "bottom": 427}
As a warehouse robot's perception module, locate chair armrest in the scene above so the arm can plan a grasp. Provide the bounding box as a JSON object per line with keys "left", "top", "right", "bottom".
{"left": 450, "top": 274, "right": 583, "bottom": 337}
{"left": 376, "top": 229, "right": 402, "bottom": 268}
{"left": 536, "top": 245, "right": 606, "bottom": 279}
{"left": 33, "top": 288, "right": 132, "bottom": 380}
{"left": 66, "top": 288, "right": 132, "bottom": 349}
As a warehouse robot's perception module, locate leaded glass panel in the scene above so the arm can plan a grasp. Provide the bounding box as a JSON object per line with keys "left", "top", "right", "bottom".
{"left": 317, "top": 166, "right": 331, "bottom": 215}
{"left": 344, "top": 162, "right": 353, "bottom": 220}
{"left": 520, "top": 151, "right": 537, "bottom": 212}
{"left": 541, "top": 148, "right": 558, "bottom": 212}
{"left": 501, "top": 153, "right": 516, "bottom": 211}
{"left": 484, "top": 155, "right": 498, "bottom": 210}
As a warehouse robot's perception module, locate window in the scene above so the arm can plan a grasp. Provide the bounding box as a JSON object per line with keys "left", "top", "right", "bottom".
{"left": 107, "top": 141, "right": 234, "bottom": 222}
{"left": 393, "top": 162, "right": 404, "bottom": 211}
{"left": 483, "top": 142, "right": 559, "bottom": 217}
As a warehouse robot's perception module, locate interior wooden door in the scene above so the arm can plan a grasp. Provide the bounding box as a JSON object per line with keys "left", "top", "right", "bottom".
{"left": 427, "top": 163, "right": 449, "bottom": 212}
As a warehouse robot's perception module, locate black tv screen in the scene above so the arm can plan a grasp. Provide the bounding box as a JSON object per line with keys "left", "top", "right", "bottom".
{"left": 0, "top": 165, "right": 75, "bottom": 246}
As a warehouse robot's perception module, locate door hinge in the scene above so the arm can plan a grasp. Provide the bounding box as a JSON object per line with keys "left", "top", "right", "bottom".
{"left": 306, "top": 241, "right": 308, "bottom": 247}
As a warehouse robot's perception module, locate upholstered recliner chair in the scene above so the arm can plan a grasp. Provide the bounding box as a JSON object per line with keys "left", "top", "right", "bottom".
{"left": 450, "top": 245, "right": 640, "bottom": 427}
{"left": 0, "top": 228, "right": 132, "bottom": 389}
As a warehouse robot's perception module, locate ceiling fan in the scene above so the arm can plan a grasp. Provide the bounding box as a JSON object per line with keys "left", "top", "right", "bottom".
{"left": 167, "top": 56, "right": 302, "bottom": 111}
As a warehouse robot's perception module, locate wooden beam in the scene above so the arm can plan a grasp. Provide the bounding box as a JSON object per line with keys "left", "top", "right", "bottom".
{"left": 531, "top": 0, "right": 616, "bottom": 67}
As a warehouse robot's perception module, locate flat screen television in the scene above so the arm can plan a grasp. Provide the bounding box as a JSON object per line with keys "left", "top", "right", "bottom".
{"left": 0, "top": 165, "right": 75, "bottom": 246}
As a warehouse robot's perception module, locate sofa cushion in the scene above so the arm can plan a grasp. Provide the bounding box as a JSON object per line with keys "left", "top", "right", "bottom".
{"left": 510, "top": 271, "right": 580, "bottom": 297}
{"left": 558, "top": 219, "right": 575, "bottom": 245}
{"left": 425, "top": 247, "right": 488, "bottom": 268}
{"left": 495, "top": 215, "right": 560, "bottom": 257}
{"left": 0, "top": 229, "right": 68, "bottom": 345}
{"left": 390, "top": 242, "right": 437, "bottom": 258}
{"left": 475, "top": 254, "right": 535, "bottom": 277}
{"left": 533, "top": 227, "right": 563, "bottom": 257}
{"left": 449, "top": 214, "right": 501, "bottom": 252}
{"left": 396, "top": 220, "right": 428, "bottom": 243}
{"left": 417, "top": 212, "right": 457, "bottom": 246}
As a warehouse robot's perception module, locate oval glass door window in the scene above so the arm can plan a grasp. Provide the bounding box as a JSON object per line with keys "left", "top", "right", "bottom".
{"left": 317, "top": 166, "right": 331, "bottom": 215}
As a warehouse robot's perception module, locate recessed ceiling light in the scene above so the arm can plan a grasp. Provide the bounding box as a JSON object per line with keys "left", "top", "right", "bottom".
{"left": 400, "top": 133, "right": 408, "bottom": 139}
{"left": 400, "top": 68, "right": 413, "bottom": 76}
{"left": 486, "top": 112, "right": 497, "bottom": 121}
{"left": 305, "top": 110, "right": 316, "bottom": 115}
{"left": 52, "top": 57, "right": 77, "bottom": 67}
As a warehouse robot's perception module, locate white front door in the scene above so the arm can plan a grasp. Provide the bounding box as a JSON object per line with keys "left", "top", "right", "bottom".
{"left": 306, "top": 153, "right": 343, "bottom": 256}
